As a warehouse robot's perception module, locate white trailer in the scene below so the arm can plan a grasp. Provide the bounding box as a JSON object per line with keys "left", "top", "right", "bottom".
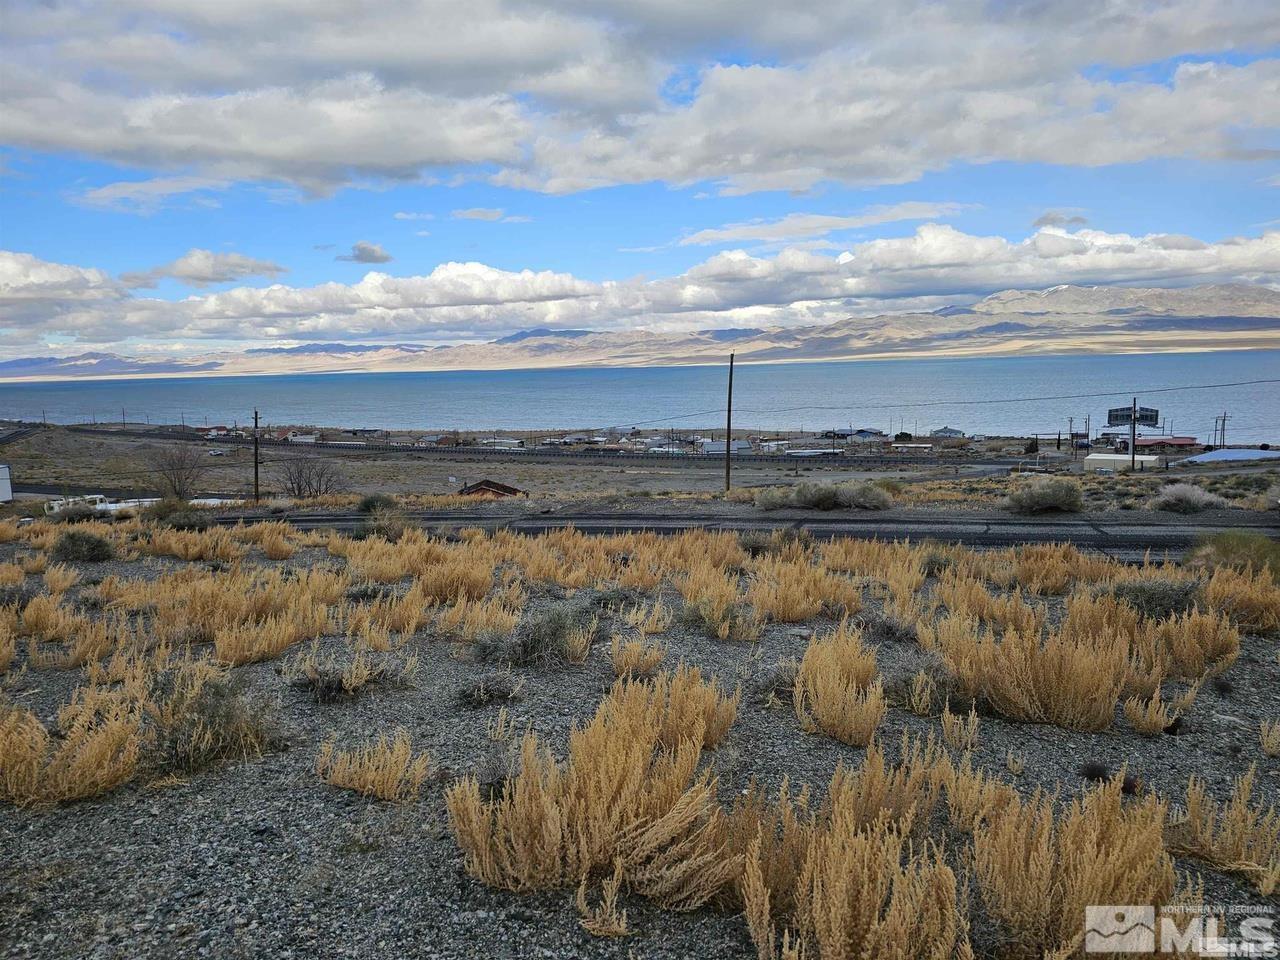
{"left": 1083, "top": 453, "right": 1159, "bottom": 473}
{"left": 0, "top": 465, "right": 11, "bottom": 503}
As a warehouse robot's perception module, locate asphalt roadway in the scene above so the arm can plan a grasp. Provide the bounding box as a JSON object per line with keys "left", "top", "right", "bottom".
{"left": 210, "top": 509, "right": 1278, "bottom": 563}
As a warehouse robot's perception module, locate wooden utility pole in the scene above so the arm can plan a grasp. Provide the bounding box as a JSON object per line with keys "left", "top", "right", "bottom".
{"left": 724, "top": 353, "right": 735, "bottom": 493}
{"left": 253, "top": 409, "right": 261, "bottom": 503}
{"left": 1129, "top": 397, "right": 1137, "bottom": 472}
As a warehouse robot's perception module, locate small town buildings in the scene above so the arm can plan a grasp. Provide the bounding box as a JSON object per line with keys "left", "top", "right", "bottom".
{"left": 930, "top": 426, "right": 966, "bottom": 439}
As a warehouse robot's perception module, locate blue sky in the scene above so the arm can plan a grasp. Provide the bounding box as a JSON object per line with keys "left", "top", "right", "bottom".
{"left": 0, "top": 1, "right": 1277, "bottom": 359}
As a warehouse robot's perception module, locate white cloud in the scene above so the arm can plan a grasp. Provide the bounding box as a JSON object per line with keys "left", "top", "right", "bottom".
{"left": 75, "top": 176, "right": 229, "bottom": 214}
{"left": 452, "top": 208, "right": 506, "bottom": 221}
{"left": 120, "top": 249, "right": 286, "bottom": 288}
{"left": 1033, "top": 210, "right": 1089, "bottom": 229}
{"left": 1, "top": 1, "right": 1275, "bottom": 194}
{"left": 679, "top": 202, "right": 969, "bottom": 245}
{"left": 4, "top": 225, "right": 1278, "bottom": 353}
{"left": 393, "top": 211, "right": 435, "bottom": 221}
{"left": 451, "top": 207, "right": 532, "bottom": 223}
{"left": 336, "top": 241, "right": 393, "bottom": 263}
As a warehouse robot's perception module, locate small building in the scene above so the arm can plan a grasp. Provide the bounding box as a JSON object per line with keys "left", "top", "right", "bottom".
{"left": 459, "top": 479, "right": 527, "bottom": 498}
{"left": 286, "top": 431, "right": 319, "bottom": 444}
{"left": 1123, "top": 436, "right": 1198, "bottom": 453}
{"left": 202, "top": 425, "right": 231, "bottom": 438}
{"left": 850, "top": 429, "right": 886, "bottom": 443}
{"left": 477, "top": 437, "right": 524, "bottom": 449}
{"left": 930, "top": 426, "right": 965, "bottom": 439}
{"left": 697, "top": 439, "right": 752, "bottom": 455}
{"left": 1083, "top": 453, "right": 1160, "bottom": 472}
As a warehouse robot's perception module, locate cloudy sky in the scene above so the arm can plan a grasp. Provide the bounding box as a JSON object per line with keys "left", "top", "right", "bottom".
{"left": 1, "top": 0, "right": 1278, "bottom": 359}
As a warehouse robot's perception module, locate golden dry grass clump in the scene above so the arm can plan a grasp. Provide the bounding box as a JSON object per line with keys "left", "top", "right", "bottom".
{"left": 1203, "top": 566, "right": 1280, "bottom": 633}
{"left": 610, "top": 632, "right": 667, "bottom": 678}
{"left": 746, "top": 553, "right": 860, "bottom": 624}
{"left": 972, "top": 775, "right": 1174, "bottom": 957}
{"left": 792, "top": 623, "right": 885, "bottom": 747}
{"left": 2, "top": 654, "right": 271, "bottom": 806}
{"left": 622, "top": 600, "right": 673, "bottom": 635}
{"left": 1167, "top": 766, "right": 1280, "bottom": 896}
{"left": 1262, "top": 720, "right": 1280, "bottom": 758}
{"left": 940, "top": 702, "right": 979, "bottom": 751}
{"left": 447, "top": 667, "right": 740, "bottom": 908}
{"left": 919, "top": 604, "right": 1129, "bottom": 732}
{"left": 0, "top": 693, "right": 143, "bottom": 806}
{"left": 315, "top": 728, "right": 432, "bottom": 802}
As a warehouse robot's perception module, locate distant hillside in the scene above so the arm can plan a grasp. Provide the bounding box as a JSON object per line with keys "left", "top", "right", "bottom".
{"left": 3, "top": 283, "right": 1277, "bottom": 381}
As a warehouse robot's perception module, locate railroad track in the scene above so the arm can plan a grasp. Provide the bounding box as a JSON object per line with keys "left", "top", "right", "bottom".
{"left": 211, "top": 509, "right": 1278, "bottom": 562}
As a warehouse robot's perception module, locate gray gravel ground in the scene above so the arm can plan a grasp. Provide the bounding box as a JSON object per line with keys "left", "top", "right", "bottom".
{"left": 1, "top": 538, "right": 1277, "bottom": 960}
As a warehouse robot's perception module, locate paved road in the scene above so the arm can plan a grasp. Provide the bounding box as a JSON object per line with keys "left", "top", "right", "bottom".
{"left": 211, "top": 509, "right": 1278, "bottom": 562}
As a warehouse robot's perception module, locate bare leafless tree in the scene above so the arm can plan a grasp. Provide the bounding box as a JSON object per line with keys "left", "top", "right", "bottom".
{"left": 277, "top": 457, "right": 345, "bottom": 499}
{"left": 148, "top": 444, "right": 207, "bottom": 501}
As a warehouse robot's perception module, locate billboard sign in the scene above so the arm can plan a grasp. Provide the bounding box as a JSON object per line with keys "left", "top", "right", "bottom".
{"left": 1107, "top": 406, "right": 1159, "bottom": 427}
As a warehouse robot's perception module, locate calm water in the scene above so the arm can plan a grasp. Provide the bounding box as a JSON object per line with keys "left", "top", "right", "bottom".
{"left": 0, "top": 351, "right": 1276, "bottom": 443}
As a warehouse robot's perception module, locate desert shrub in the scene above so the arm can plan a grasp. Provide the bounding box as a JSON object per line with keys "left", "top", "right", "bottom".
{"left": 1004, "top": 477, "right": 1082, "bottom": 514}
{"left": 1109, "top": 577, "right": 1200, "bottom": 621}
{"left": 0, "top": 582, "right": 38, "bottom": 610}
{"left": 754, "top": 481, "right": 891, "bottom": 511}
{"left": 144, "top": 499, "right": 213, "bottom": 531}
{"left": 752, "top": 487, "right": 793, "bottom": 511}
{"left": 855, "top": 610, "right": 919, "bottom": 644}
{"left": 458, "top": 672, "right": 524, "bottom": 707}
{"left": 290, "top": 647, "right": 413, "bottom": 703}
{"left": 836, "top": 481, "right": 894, "bottom": 510}
{"left": 361, "top": 506, "right": 409, "bottom": 542}
{"left": 358, "top": 493, "right": 396, "bottom": 514}
{"left": 149, "top": 663, "right": 274, "bottom": 774}
{"left": 50, "top": 504, "right": 104, "bottom": 524}
{"left": 1149, "top": 483, "right": 1229, "bottom": 514}
{"left": 1190, "top": 531, "right": 1280, "bottom": 579}
{"left": 50, "top": 530, "right": 115, "bottom": 563}
{"left": 483, "top": 599, "right": 600, "bottom": 666}
{"left": 790, "top": 482, "right": 843, "bottom": 510}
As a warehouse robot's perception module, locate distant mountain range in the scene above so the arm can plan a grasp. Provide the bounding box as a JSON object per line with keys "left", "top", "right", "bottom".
{"left": 4, "top": 283, "right": 1278, "bottom": 381}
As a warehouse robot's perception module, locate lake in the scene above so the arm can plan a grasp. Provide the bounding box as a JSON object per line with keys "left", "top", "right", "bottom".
{"left": 0, "top": 351, "right": 1276, "bottom": 443}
